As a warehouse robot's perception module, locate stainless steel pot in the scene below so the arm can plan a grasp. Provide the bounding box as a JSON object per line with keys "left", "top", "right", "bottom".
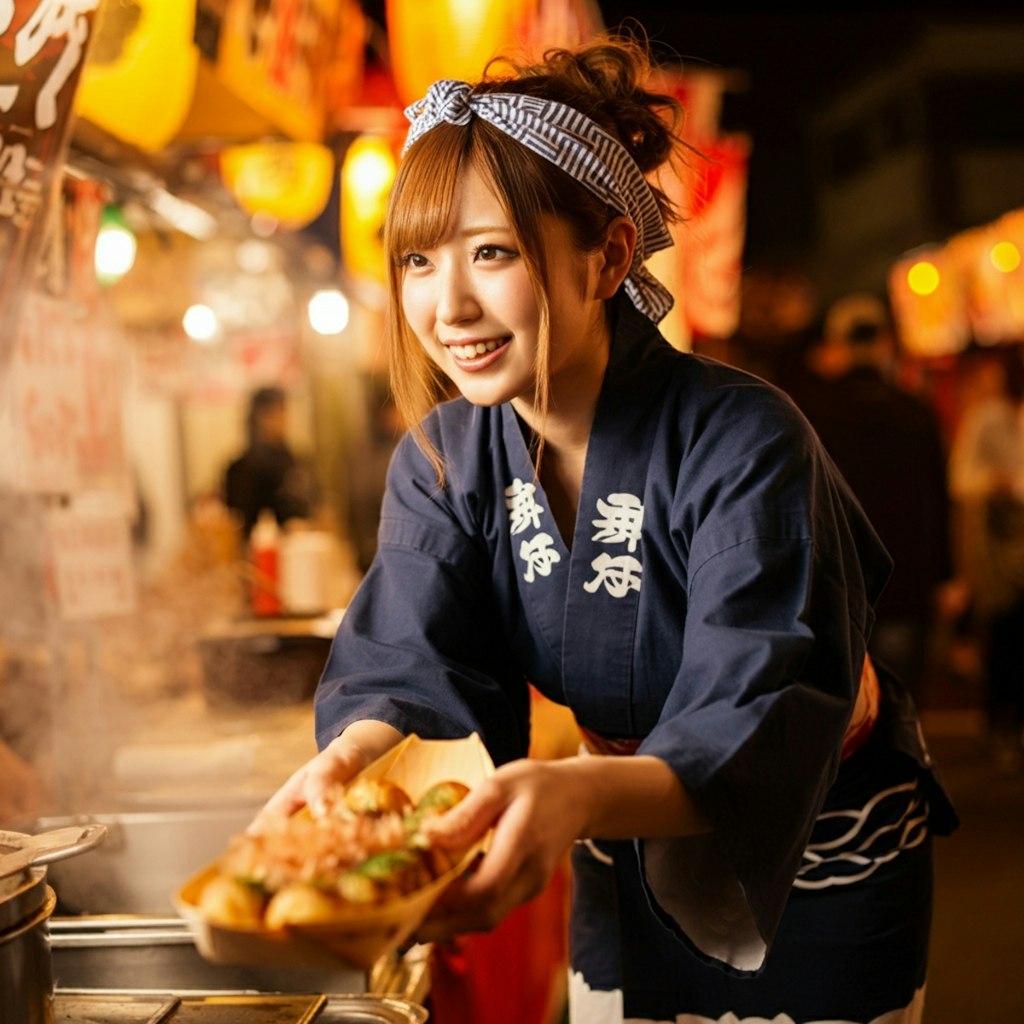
{"left": 0, "top": 825, "right": 107, "bottom": 1024}
{"left": 0, "top": 868, "right": 55, "bottom": 1024}
{"left": 32, "top": 809, "right": 366, "bottom": 992}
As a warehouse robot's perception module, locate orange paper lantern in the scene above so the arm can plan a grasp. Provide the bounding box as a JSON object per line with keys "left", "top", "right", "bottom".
{"left": 220, "top": 142, "right": 335, "bottom": 230}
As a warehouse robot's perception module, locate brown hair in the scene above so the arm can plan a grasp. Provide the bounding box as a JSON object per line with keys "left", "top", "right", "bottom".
{"left": 383, "top": 36, "right": 686, "bottom": 479}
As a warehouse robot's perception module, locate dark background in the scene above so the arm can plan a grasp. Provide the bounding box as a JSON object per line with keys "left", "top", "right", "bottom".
{"left": 593, "top": 4, "right": 1022, "bottom": 266}
{"left": 356, "top": 3, "right": 1024, "bottom": 269}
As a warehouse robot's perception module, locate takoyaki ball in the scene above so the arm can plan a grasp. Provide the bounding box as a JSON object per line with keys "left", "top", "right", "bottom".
{"left": 417, "top": 780, "right": 470, "bottom": 813}
{"left": 197, "top": 875, "right": 266, "bottom": 928}
{"left": 404, "top": 780, "right": 471, "bottom": 837}
{"left": 342, "top": 778, "right": 414, "bottom": 816}
{"left": 338, "top": 849, "right": 432, "bottom": 904}
{"left": 263, "top": 882, "right": 344, "bottom": 929}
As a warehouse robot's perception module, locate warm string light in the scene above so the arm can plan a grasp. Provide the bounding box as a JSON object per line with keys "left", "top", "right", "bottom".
{"left": 906, "top": 260, "right": 940, "bottom": 297}
{"left": 308, "top": 289, "right": 350, "bottom": 335}
{"left": 990, "top": 241, "right": 1021, "bottom": 274}
{"left": 182, "top": 303, "right": 219, "bottom": 343}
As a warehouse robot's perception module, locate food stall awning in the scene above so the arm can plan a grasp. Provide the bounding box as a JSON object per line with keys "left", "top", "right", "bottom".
{"left": 74, "top": 0, "right": 366, "bottom": 152}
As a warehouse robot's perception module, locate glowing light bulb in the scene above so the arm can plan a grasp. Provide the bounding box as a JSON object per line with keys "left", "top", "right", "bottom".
{"left": 907, "top": 260, "right": 940, "bottom": 297}
{"left": 990, "top": 241, "right": 1021, "bottom": 274}
{"left": 308, "top": 288, "right": 350, "bottom": 335}
{"left": 183, "top": 303, "right": 219, "bottom": 342}
{"left": 95, "top": 206, "right": 137, "bottom": 283}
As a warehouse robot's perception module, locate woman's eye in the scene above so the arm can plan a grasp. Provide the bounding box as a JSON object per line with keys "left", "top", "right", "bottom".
{"left": 474, "top": 245, "right": 515, "bottom": 262}
{"left": 401, "top": 252, "right": 429, "bottom": 269}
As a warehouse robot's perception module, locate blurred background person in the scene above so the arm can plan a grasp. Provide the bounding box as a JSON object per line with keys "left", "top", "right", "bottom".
{"left": 948, "top": 348, "right": 1024, "bottom": 774}
{"left": 223, "top": 385, "right": 319, "bottom": 540}
{"left": 796, "top": 292, "right": 955, "bottom": 707}
{"left": 696, "top": 257, "right": 820, "bottom": 396}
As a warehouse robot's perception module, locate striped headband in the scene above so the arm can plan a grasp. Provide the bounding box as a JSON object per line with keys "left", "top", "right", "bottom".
{"left": 403, "top": 79, "right": 675, "bottom": 323}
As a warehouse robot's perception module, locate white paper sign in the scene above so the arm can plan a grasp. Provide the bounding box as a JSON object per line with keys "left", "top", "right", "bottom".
{"left": 5, "top": 292, "right": 128, "bottom": 494}
{"left": 47, "top": 503, "right": 136, "bottom": 619}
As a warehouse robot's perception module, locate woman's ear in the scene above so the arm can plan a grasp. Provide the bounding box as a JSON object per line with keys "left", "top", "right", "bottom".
{"left": 595, "top": 216, "right": 637, "bottom": 300}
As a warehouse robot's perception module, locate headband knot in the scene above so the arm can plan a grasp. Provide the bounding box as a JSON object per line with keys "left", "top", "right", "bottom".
{"left": 402, "top": 79, "right": 675, "bottom": 324}
{"left": 407, "top": 79, "right": 475, "bottom": 135}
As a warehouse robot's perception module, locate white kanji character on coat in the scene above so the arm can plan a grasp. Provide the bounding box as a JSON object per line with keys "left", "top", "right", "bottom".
{"left": 506, "top": 478, "right": 544, "bottom": 535}
{"left": 583, "top": 552, "right": 643, "bottom": 598}
{"left": 592, "top": 492, "right": 644, "bottom": 552}
{"left": 519, "top": 532, "right": 561, "bottom": 583}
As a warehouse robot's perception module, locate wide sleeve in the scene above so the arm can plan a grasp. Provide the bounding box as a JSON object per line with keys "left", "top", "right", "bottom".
{"left": 314, "top": 428, "right": 531, "bottom": 766}
{"left": 636, "top": 389, "right": 891, "bottom": 974}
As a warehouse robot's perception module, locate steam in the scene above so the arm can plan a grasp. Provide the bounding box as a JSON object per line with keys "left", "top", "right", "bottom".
{"left": 0, "top": 483, "right": 327, "bottom": 830}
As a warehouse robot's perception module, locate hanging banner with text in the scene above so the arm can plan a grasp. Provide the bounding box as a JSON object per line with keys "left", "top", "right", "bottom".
{"left": 0, "top": 0, "right": 100, "bottom": 373}
{"left": 189, "top": 0, "right": 357, "bottom": 142}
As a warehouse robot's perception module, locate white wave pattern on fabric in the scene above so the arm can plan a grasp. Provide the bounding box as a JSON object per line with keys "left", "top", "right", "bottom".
{"left": 569, "top": 972, "right": 927, "bottom": 1024}
{"left": 402, "top": 79, "right": 675, "bottom": 323}
{"left": 795, "top": 782, "right": 929, "bottom": 890}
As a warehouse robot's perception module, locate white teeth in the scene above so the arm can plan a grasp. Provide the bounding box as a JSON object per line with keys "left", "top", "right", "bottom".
{"left": 451, "top": 339, "right": 503, "bottom": 359}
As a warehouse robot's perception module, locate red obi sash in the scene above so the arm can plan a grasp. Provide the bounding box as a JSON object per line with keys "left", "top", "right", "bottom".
{"left": 580, "top": 654, "right": 881, "bottom": 763}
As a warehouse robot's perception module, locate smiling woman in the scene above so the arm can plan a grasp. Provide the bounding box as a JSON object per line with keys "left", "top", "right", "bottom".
{"left": 256, "top": 35, "right": 958, "bottom": 1024}
{"left": 382, "top": 54, "right": 679, "bottom": 488}
{"left": 396, "top": 167, "right": 625, "bottom": 423}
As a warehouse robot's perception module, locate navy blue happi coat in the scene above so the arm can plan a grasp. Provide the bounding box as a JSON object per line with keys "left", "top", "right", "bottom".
{"left": 314, "top": 300, "right": 956, "bottom": 1021}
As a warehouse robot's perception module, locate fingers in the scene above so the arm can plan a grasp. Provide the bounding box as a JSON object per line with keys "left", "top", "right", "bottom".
{"left": 416, "top": 852, "right": 543, "bottom": 940}
{"left": 248, "top": 739, "right": 364, "bottom": 833}
{"left": 416, "top": 793, "right": 557, "bottom": 939}
{"left": 420, "top": 778, "right": 506, "bottom": 850}
{"left": 248, "top": 767, "right": 309, "bottom": 833}
{"left": 251, "top": 724, "right": 405, "bottom": 834}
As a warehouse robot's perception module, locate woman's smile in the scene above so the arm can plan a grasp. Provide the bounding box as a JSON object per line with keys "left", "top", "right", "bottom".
{"left": 445, "top": 336, "right": 512, "bottom": 369}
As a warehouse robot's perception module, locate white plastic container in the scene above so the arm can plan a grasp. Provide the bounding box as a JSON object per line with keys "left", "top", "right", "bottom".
{"left": 279, "top": 529, "right": 334, "bottom": 616}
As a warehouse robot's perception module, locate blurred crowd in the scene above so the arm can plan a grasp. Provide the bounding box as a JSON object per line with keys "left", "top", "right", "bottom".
{"left": 696, "top": 262, "right": 1024, "bottom": 776}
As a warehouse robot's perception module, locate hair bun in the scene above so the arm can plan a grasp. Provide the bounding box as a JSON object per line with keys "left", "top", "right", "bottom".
{"left": 483, "top": 36, "right": 685, "bottom": 221}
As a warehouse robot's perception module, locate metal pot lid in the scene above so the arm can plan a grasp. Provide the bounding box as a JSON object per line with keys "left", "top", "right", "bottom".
{"left": 0, "top": 822, "right": 107, "bottom": 880}
{"left": 0, "top": 866, "right": 49, "bottom": 934}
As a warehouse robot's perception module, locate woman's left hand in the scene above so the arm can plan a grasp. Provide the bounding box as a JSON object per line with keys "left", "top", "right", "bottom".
{"left": 415, "top": 757, "right": 586, "bottom": 940}
{"left": 414, "top": 751, "right": 704, "bottom": 940}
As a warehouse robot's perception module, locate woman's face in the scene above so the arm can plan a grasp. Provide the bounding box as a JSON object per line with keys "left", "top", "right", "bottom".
{"left": 399, "top": 165, "right": 609, "bottom": 412}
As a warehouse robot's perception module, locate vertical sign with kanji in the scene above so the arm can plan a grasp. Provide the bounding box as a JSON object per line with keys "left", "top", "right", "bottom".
{"left": 0, "top": 0, "right": 100, "bottom": 372}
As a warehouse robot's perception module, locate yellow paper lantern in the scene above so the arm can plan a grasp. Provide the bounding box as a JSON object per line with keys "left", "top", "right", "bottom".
{"left": 341, "top": 134, "right": 399, "bottom": 282}
{"left": 220, "top": 142, "right": 336, "bottom": 230}
{"left": 75, "top": 0, "right": 198, "bottom": 154}
{"left": 385, "top": 0, "right": 533, "bottom": 106}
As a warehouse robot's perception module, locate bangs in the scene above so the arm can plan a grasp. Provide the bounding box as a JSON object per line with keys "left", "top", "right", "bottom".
{"left": 385, "top": 123, "right": 469, "bottom": 265}
{"left": 386, "top": 119, "right": 562, "bottom": 272}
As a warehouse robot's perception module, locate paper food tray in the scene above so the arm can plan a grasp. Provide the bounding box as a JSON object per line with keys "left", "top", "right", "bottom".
{"left": 174, "top": 733, "right": 494, "bottom": 971}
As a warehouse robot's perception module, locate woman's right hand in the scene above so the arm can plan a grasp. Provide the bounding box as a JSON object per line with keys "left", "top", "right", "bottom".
{"left": 249, "top": 720, "right": 404, "bottom": 831}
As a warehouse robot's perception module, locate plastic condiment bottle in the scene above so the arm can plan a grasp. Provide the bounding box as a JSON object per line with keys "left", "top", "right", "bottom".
{"left": 250, "top": 510, "right": 282, "bottom": 617}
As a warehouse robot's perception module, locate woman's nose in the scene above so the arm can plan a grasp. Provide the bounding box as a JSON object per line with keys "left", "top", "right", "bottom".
{"left": 435, "top": 263, "right": 480, "bottom": 325}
